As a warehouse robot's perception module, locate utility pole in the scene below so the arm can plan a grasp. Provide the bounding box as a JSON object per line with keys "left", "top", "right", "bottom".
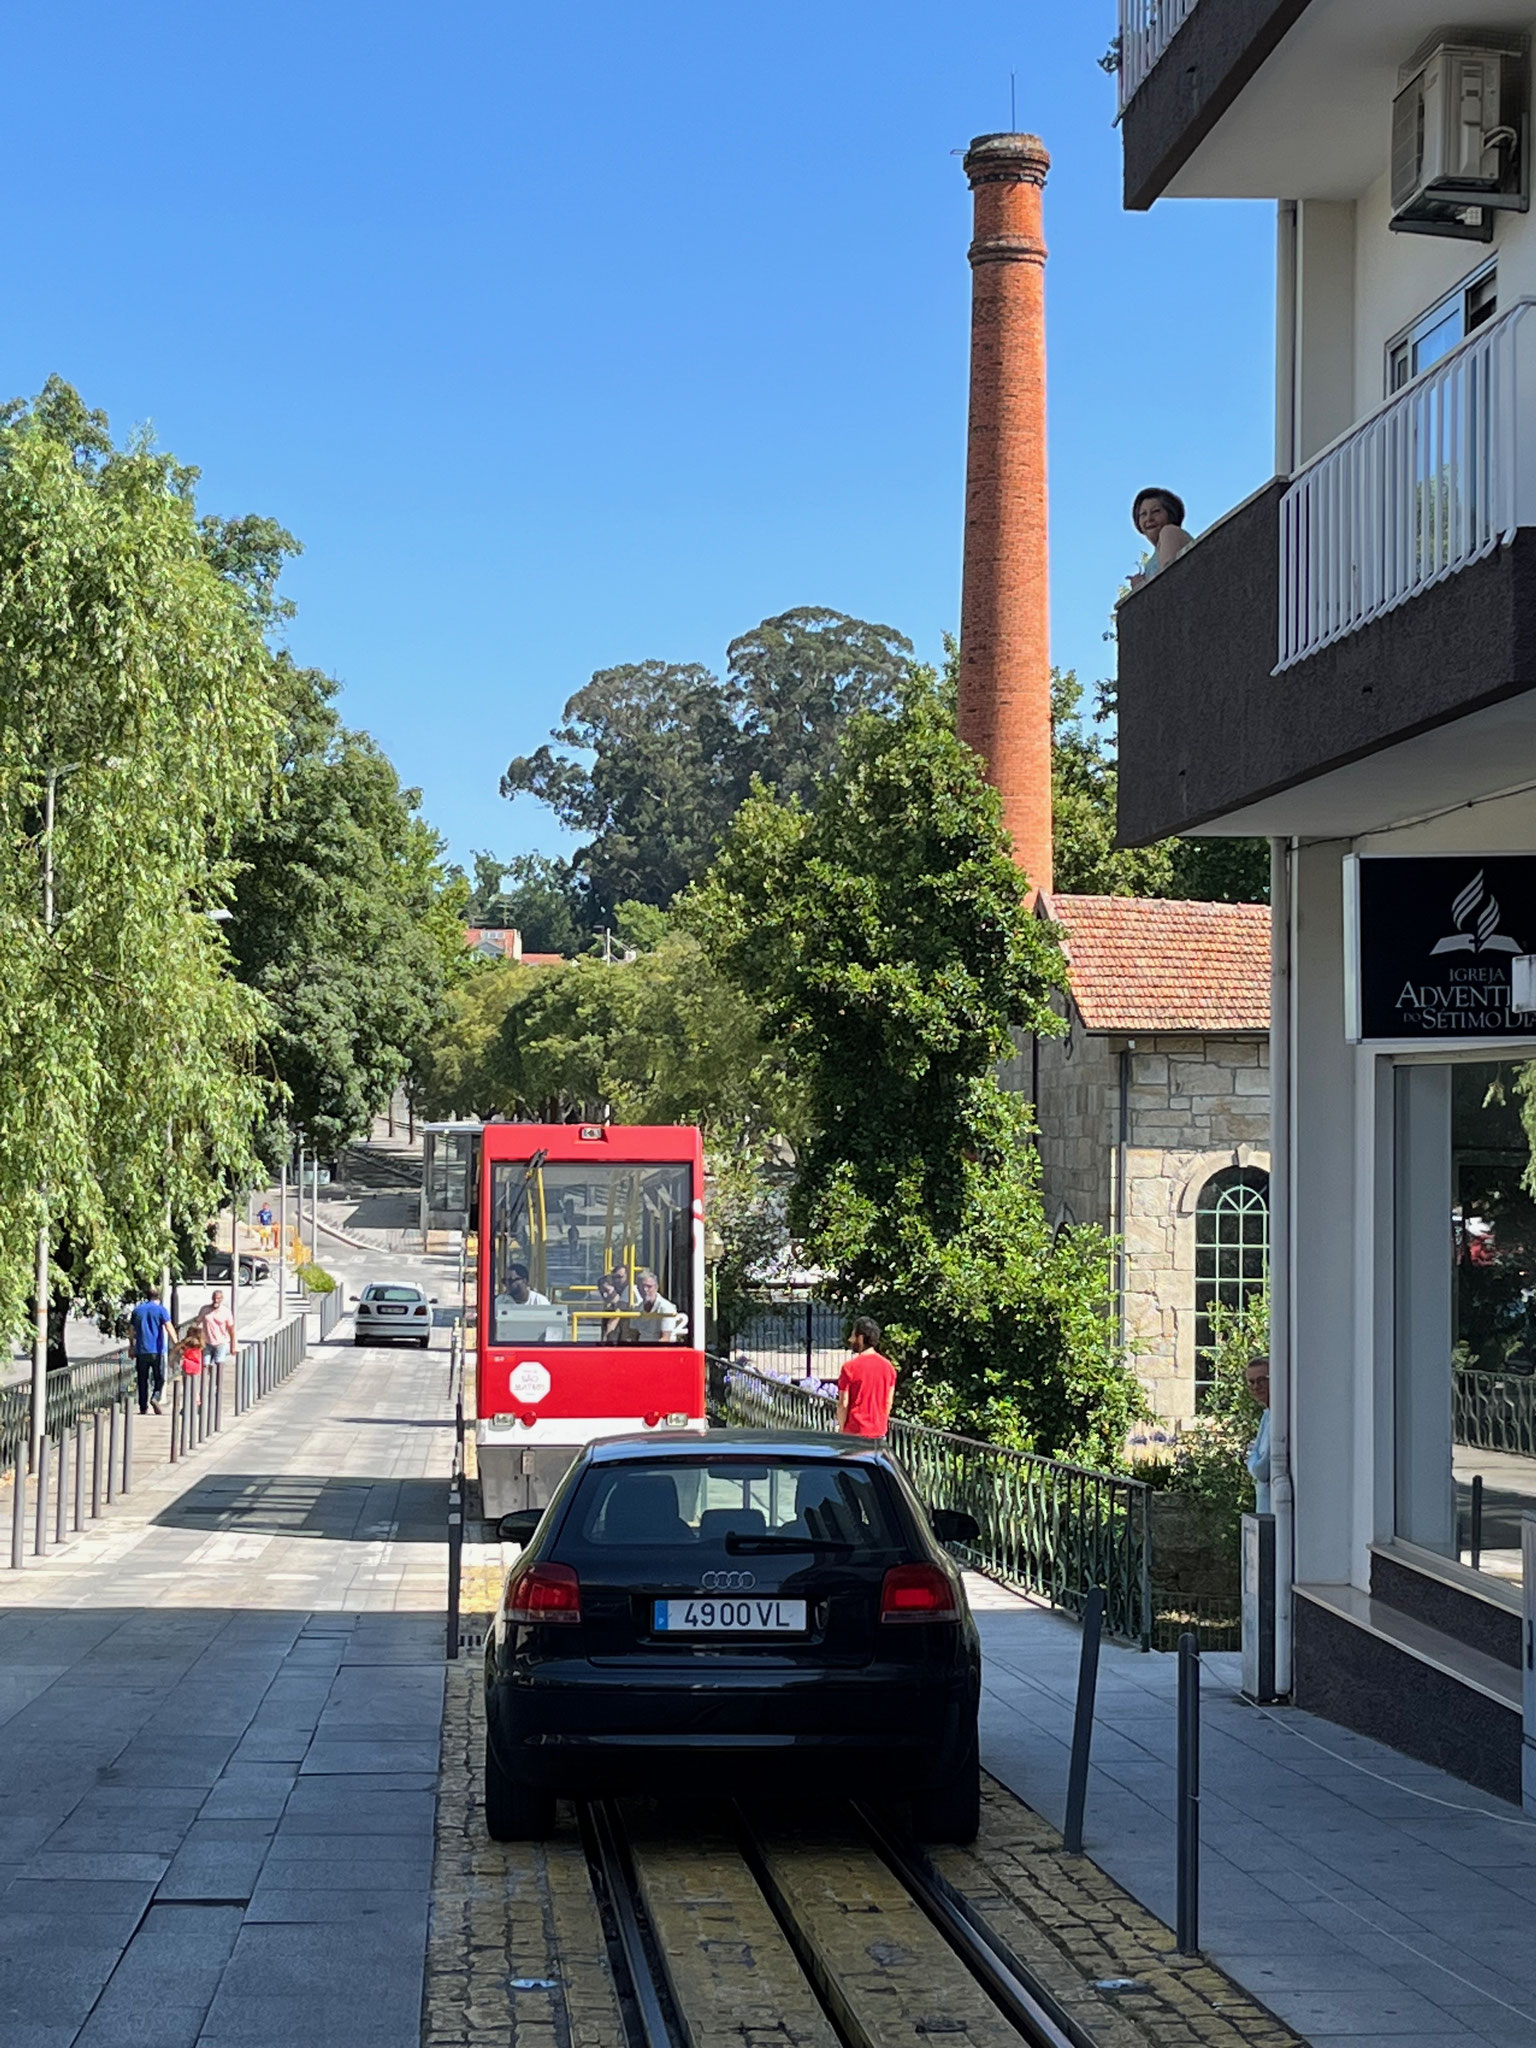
{"left": 30, "top": 767, "right": 57, "bottom": 1470}
{"left": 278, "top": 1156, "right": 289, "bottom": 1308}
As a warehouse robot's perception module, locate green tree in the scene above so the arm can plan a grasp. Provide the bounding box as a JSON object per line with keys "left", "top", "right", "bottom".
{"left": 491, "top": 930, "right": 795, "bottom": 1140}
{"left": 414, "top": 962, "right": 528, "bottom": 1121}
{"left": 500, "top": 609, "right": 914, "bottom": 918}
{"left": 0, "top": 378, "right": 278, "bottom": 1350}
{"left": 687, "top": 673, "right": 1143, "bottom": 1461}
{"left": 227, "top": 660, "right": 468, "bottom": 1160}
{"left": 725, "top": 606, "right": 912, "bottom": 804}
{"left": 463, "top": 849, "right": 587, "bottom": 954}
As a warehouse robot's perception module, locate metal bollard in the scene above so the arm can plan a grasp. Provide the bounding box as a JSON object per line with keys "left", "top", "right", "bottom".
{"left": 54, "top": 1433, "right": 67, "bottom": 1545}
{"left": 1063, "top": 1586, "right": 1105, "bottom": 1856}
{"left": 122, "top": 1404, "right": 134, "bottom": 1494}
{"left": 73, "top": 1421, "right": 85, "bottom": 1532}
{"left": 1472, "top": 1474, "right": 1485, "bottom": 1572}
{"left": 169, "top": 1380, "right": 181, "bottom": 1464}
{"left": 446, "top": 1476, "right": 464, "bottom": 1662}
{"left": 1177, "top": 1631, "right": 1201, "bottom": 1957}
{"left": 33, "top": 1432, "right": 49, "bottom": 1557}
{"left": 91, "top": 1410, "right": 103, "bottom": 1518}
{"left": 10, "top": 1443, "right": 26, "bottom": 1569}
{"left": 105, "top": 1402, "right": 118, "bottom": 1504}
{"left": 214, "top": 1358, "right": 223, "bottom": 1432}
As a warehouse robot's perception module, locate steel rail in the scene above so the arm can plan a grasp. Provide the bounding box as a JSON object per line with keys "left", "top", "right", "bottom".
{"left": 852, "top": 1804, "right": 1090, "bottom": 2048}
{"left": 579, "top": 1798, "right": 678, "bottom": 2048}
{"left": 585, "top": 1792, "right": 1103, "bottom": 2048}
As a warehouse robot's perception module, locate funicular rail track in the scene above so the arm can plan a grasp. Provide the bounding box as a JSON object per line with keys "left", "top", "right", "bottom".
{"left": 577, "top": 1794, "right": 1090, "bottom": 2048}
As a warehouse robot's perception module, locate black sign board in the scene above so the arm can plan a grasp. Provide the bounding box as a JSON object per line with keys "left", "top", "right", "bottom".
{"left": 1346, "top": 855, "right": 1536, "bottom": 1042}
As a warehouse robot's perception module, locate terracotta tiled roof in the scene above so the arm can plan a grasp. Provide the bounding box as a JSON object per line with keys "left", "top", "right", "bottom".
{"left": 1040, "top": 893, "right": 1270, "bottom": 1034}
{"left": 519, "top": 952, "right": 566, "bottom": 967}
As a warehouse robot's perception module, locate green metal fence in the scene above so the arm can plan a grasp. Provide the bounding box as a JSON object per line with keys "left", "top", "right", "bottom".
{"left": 707, "top": 1357, "right": 1154, "bottom": 1648}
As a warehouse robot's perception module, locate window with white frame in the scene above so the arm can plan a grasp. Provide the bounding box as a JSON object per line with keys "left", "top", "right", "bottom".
{"left": 1387, "top": 262, "right": 1498, "bottom": 393}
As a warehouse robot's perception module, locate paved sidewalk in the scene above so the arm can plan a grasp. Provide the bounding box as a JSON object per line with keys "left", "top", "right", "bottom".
{"left": 975, "top": 1588, "right": 1536, "bottom": 2048}
{"left": 0, "top": 1314, "right": 454, "bottom": 2048}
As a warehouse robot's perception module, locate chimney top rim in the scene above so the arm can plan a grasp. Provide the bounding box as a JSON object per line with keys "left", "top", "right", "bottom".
{"left": 965, "top": 131, "right": 1050, "bottom": 157}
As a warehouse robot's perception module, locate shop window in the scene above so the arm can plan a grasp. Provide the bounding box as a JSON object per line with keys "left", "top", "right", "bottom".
{"left": 1193, "top": 1166, "right": 1270, "bottom": 1410}
{"left": 1396, "top": 1059, "right": 1536, "bottom": 1581}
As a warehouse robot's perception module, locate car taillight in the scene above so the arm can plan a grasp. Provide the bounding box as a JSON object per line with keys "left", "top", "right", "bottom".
{"left": 880, "top": 1563, "right": 959, "bottom": 1623}
{"left": 504, "top": 1562, "right": 581, "bottom": 1625}
{"left": 415, "top": 1304, "right": 428, "bottom": 1316}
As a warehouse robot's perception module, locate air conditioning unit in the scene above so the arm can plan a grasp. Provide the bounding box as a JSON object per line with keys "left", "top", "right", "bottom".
{"left": 1391, "top": 37, "right": 1527, "bottom": 240}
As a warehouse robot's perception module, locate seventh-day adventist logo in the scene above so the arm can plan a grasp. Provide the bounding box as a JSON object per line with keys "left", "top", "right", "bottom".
{"left": 1346, "top": 855, "right": 1536, "bottom": 1042}
{"left": 1429, "top": 870, "right": 1522, "bottom": 957}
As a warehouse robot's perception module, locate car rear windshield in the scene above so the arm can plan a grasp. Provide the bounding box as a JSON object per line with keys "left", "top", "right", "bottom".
{"left": 556, "top": 1459, "right": 908, "bottom": 1561}
{"left": 368, "top": 1287, "right": 422, "bottom": 1303}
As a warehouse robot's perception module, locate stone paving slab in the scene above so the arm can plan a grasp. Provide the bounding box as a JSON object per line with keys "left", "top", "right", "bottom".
{"left": 972, "top": 1584, "right": 1536, "bottom": 2048}
{"left": 0, "top": 1243, "right": 458, "bottom": 2048}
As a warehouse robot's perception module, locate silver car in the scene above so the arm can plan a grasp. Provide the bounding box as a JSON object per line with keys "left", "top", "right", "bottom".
{"left": 354, "top": 1282, "right": 435, "bottom": 1348}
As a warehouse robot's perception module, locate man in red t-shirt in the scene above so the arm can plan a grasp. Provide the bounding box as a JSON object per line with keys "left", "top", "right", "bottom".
{"left": 836, "top": 1317, "right": 897, "bottom": 1438}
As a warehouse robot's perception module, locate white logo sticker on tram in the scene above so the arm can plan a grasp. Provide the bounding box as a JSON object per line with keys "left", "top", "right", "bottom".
{"left": 510, "top": 1361, "right": 552, "bottom": 1404}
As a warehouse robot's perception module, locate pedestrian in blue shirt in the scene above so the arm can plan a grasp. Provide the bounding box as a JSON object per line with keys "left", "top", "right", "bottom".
{"left": 129, "top": 1288, "right": 177, "bottom": 1416}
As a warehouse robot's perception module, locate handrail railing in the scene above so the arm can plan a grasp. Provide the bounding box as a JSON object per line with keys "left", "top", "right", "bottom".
{"left": 707, "top": 1358, "right": 1154, "bottom": 1648}
{"left": 1117, "top": 0, "right": 1201, "bottom": 112}
{"left": 1279, "top": 299, "right": 1536, "bottom": 670}
{"left": 1455, "top": 1366, "right": 1536, "bottom": 1459}
{"left": 2, "top": 1310, "right": 309, "bottom": 1507}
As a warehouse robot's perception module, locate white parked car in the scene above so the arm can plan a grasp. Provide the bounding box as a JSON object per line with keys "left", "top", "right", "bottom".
{"left": 354, "top": 1282, "right": 436, "bottom": 1348}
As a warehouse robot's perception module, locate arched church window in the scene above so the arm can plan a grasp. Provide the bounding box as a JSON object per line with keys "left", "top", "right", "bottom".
{"left": 1194, "top": 1165, "right": 1269, "bottom": 1411}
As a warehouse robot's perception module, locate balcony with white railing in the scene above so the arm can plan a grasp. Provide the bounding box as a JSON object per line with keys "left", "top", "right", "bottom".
{"left": 1279, "top": 301, "right": 1536, "bottom": 672}
{"left": 1117, "top": 0, "right": 1201, "bottom": 113}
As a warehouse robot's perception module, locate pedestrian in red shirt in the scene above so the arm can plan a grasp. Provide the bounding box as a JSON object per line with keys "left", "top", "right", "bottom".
{"left": 836, "top": 1318, "right": 897, "bottom": 1439}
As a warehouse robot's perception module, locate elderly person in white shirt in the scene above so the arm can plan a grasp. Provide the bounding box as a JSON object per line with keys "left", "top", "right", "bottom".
{"left": 1245, "top": 1354, "right": 1272, "bottom": 1514}
{"left": 633, "top": 1267, "right": 685, "bottom": 1344}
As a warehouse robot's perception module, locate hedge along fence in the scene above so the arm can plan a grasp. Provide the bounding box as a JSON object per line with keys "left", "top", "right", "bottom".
{"left": 707, "top": 1357, "right": 1155, "bottom": 1649}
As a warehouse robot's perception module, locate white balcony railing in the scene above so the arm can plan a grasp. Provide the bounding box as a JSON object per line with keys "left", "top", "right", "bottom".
{"left": 1117, "top": 0, "right": 1201, "bottom": 112}
{"left": 1278, "top": 300, "right": 1536, "bottom": 671}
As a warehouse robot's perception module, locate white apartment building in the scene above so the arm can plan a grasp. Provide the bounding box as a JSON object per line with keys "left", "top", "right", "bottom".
{"left": 1116, "top": 2, "right": 1536, "bottom": 1799}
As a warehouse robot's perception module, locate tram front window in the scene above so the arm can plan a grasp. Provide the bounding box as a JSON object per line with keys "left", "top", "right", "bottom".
{"left": 489, "top": 1160, "right": 693, "bottom": 1346}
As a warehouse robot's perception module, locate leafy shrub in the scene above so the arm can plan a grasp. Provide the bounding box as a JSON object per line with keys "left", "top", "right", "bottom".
{"left": 297, "top": 1263, "right": 336, "bottom": 1294}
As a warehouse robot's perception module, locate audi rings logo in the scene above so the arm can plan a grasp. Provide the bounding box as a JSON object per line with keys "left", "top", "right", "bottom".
{"left": 700, "top": 1569, "right": 755, "bottom": 1591}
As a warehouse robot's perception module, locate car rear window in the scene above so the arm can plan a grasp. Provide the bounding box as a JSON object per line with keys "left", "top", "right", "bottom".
{"left": 557, "top": 1460, "right": 908, "bottom": 1559}
{"left": 368, "top": 1286, "right": 422, "bottom": 1303}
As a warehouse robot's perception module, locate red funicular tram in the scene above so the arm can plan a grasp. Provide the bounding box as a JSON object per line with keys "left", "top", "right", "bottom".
{"left": 475, "top": 1122, "right": 707, "bottom": 1519}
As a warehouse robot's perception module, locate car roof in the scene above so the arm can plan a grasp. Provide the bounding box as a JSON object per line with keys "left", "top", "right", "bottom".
{"left": 364, "top": 1282, "right": 424, "bottom": 1294}
{"left": 582, "top": 1429, "right": 891, "bottom": 1467}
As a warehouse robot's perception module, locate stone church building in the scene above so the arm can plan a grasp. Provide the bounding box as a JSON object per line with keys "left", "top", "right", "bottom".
{"left": 1009, "top": 894, "right": 1272, "bottom": 1426}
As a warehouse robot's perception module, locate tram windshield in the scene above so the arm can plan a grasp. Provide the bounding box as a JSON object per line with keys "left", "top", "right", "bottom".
{"left": 488, "top": 1159, "right": 693, "bottom": 1347}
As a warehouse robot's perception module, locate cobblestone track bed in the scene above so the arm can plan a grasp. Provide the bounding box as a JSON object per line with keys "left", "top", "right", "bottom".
{"left": 934, "top": 1785, "right": 1307, "bottom": 2048}
{"left": 427, "top": 1649, "right": 625, "bottom": 2048}
{"left": 627, "top": 1827, "right": 841, "bottom": 2048}
{"left": 752, "top": 1827, "right": 1021, "bottom": 2048}
{"left": 433, "top": 1584, "right": 1303, "bottom": 2048}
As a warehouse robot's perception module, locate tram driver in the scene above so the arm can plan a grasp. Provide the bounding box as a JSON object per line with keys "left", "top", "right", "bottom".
{"left": 494, "top": 1262, "right": 551, "bottom": 1340}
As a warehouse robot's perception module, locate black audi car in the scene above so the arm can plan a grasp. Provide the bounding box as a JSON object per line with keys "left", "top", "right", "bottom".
{"left": 483, "top": 1431, "right": 982, "bottom": 1843}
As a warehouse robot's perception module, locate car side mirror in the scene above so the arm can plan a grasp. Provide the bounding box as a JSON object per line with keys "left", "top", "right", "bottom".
{"left": 930, "top": 1507, "right": 981, "bottom": 1547}
{"left": 430, "top": 1297, "right": 439, "bottom": 1306}
{"left": 498, "top": 1509, "right": 542, "bottom": 1547}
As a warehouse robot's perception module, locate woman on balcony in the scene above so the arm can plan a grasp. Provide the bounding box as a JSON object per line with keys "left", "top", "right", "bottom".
{"left": 1127, "top": 487, "right": 1193, "bottom": 590}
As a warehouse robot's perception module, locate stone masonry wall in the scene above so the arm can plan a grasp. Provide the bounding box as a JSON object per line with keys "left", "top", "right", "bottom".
{"left": 1019, "top": 1011, "right": 1270, "bottom": 1425}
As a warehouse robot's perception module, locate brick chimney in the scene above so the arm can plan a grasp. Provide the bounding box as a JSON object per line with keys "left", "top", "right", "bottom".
{"left": 958, "top": 133, "right": 1052, "bottom": 898}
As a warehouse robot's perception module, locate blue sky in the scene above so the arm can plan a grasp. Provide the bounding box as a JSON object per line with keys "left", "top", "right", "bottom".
{"left": 6, "top": 2, "right": 1274, "bottom": 869}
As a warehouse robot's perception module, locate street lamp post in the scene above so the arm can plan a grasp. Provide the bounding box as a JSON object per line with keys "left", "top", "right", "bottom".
{"left": 31, "top": 768, "right": 61, "bottom": 1471}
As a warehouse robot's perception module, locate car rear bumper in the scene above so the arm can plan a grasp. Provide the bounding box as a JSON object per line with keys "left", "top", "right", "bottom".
{"left": 486, "top": 1668, "right": 974, "bottom": 1794}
